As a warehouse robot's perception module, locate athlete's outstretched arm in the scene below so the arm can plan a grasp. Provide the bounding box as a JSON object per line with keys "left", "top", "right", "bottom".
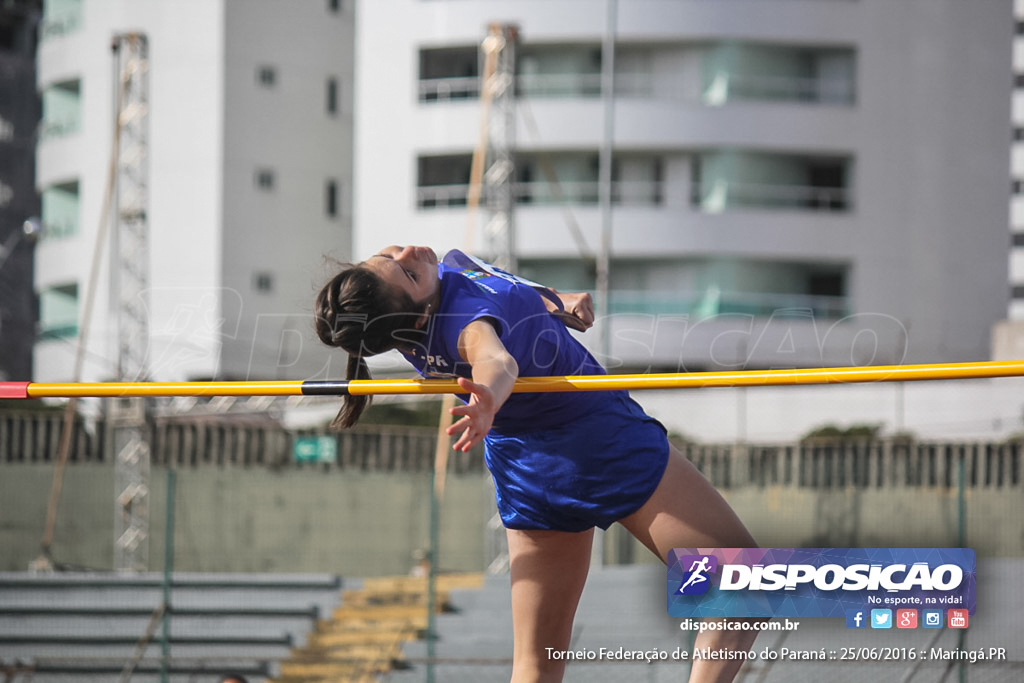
{"left": 448, "top": 319, "right": 518, "bottom": 452}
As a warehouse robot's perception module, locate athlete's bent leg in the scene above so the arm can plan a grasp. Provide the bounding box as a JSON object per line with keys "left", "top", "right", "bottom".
{"left": 619, "top": 445, "right": 762, "bottom": 683}
{"left": 506, "top": 527, "right": 594, "bottom": 683}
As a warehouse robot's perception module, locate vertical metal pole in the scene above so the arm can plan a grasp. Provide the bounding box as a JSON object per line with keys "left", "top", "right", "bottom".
{"left": 160, "top": 469, "right": 175, "bottom": 683}
{"left": 895, "top": 382, "right": 905, "bottom": 433}
{"left": 593, "top": 0, "right": 617, "bottom": 571}
{"left": 596, "top": 0, "right": 617, "bottom": 362}
{"left": 426, "top": 467, "right": 439, "bottom": 683}
{"left": 957, "top": 455, "right": 966, "bottom": 547}
{"left": 956, "top": 457, "right": 966, "bottom": 683}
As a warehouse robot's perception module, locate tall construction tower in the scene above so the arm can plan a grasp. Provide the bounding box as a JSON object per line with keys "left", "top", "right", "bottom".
{"left": 109, "top": 32, "right": 152, "bottom": 572}
{"left": 481, "top": 23, "right": 518, "bottom": 272}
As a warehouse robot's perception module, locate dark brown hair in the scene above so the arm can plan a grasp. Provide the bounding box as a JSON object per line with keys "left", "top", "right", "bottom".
{"left": 314, "top": 264, "right": 427, "bottom": 428}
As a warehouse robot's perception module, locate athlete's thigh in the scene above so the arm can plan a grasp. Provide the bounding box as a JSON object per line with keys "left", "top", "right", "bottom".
{"left": 619, "top": 444, "right": 756, "bottom": 561}
{"left": 506, "top": 527, "right": 594, "bottom": 655}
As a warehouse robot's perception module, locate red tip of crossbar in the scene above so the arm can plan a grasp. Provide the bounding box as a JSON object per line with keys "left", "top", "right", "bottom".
{"left": 0, "top": 382, "right": 30, "bottom": 399}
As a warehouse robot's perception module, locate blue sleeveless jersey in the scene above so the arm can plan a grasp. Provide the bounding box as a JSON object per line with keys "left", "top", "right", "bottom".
{"left": 400, "top": 250, "right": 669, "bottom": 531}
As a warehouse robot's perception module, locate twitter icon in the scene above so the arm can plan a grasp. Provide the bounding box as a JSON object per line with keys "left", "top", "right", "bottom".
{"left": 870, "top": 609, "right": 893, "bottom": 629}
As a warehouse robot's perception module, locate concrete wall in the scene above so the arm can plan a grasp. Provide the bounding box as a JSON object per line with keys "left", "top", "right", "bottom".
{"left": 605, "top": 484, "right": 1022, "bottom": 568}
{"left": 1, "top": 463, "right": 494, "bottom": 578}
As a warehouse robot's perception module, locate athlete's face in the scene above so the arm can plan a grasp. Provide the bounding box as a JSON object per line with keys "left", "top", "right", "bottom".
{"left": 364, "top": 245, "right": 440, "bottom": 309}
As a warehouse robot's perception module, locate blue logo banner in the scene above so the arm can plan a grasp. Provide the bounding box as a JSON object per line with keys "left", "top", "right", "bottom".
{"left": 667, "top": 548, "right": 976, "bottom": 618}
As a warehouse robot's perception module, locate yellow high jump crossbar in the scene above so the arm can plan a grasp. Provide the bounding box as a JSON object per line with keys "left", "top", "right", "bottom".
{"left": 3, "top": 360, "right": 1024, "bottom": 400}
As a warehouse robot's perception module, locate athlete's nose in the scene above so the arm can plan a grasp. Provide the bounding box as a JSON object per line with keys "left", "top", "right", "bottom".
{"left": 396, "top": 245, "right": 435, "bottom": 264}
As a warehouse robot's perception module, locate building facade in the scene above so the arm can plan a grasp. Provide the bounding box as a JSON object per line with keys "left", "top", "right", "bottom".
{"left": 355, "top": 0, "right": 1011, "bottom": 374}
{"left": 995, "top": 0, "right": 1024, "bottom": 359}
{"left": 33, "top": 0, "right": 354, "bottom": 384}
{"left": 0, "top": 1, "right": 41, "bottom": 383}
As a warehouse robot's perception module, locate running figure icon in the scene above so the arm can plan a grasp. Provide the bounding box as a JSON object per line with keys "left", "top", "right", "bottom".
{"left": 679, "top": 556, "right": 713, "bottom": 594}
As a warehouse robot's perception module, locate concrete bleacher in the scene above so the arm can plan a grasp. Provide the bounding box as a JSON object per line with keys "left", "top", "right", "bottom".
{"left": 0, "top": 571, "right": 342, "bottom": 683}
{"left": 273, "top": 573, "right": 483, "bottom": 683}
{"left": 6, "top": 561, "right": 1021, "bottom": 682}
{"left": 392, "top": 564, "right": 681, "bottom": 682}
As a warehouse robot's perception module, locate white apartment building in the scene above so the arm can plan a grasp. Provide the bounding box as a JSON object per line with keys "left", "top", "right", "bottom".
{"left": 355, "top": 0, "right": 1011, "bottom": 374}
{"left": 34, "top": 0, "right": 354, "bottom": 384}
{"left": 996, "top": 0, "right": 1024, "bottom": 358}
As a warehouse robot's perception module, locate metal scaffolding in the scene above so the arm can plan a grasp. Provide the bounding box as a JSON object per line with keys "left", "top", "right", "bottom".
{"left": 110, "top": 32, "right": 151, "bottom": 573}
{"left": 481, "top": 23, "right": 518, "bottom": 272}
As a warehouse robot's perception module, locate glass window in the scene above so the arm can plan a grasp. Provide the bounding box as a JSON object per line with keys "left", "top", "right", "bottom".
{"left": 702, "top": 43, "right": 856, "bottom": 106}
{"left": 326, "top": 77, "right": 339, "bottom": 115}
{"left": 692, "top": 150, "right": 852, "bottom": 213}
{"left": 257, "top": 66, "right": 276, "bottom": 88}
{"left": 417, "top": 152, "right": 664, "bottom": 209}
{"left": 419, "top": 46, "right": 479, "bottom": 101}
{"left": 40, "top": 0, "right": 82, "bottom": 40}
{"left": 518, "top": 44, "right": 602, "bottom": 98}
{"left": 326, "top": 179, "right": 339, "bottom": 217}
{"left": 41, "top": 79, "right": 81, "bottom": 139}
{"left": 253, "top": 272, "right": 274, "bottom": 293}
{"left": 607, "top": 258, "right": 849, "bottom": 318}
{"left": 417, "top": 155, "right": 472, "bottom": 207}
{"left": 39, "top": 282, "right": 78, "bottom": 339}
{"left": 255, "top": 169, "right": 275, "bottom": 191}
{"left": 41, "top": 180, "right": 79, "bottom": 239}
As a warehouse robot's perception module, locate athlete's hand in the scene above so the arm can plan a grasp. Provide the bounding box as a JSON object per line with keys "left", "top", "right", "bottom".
{"left": 447, "top": 376, "right": 498, "bottom": 452}
{"left": 553, "top": 291, "right": 594, "bottom": 331}
{"left": 563, "top": 292, "right": 594, "bottom": 327}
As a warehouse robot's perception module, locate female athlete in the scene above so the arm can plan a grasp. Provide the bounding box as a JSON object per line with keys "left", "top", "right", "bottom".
{"left": 314, "top": 245, "right": 760, "bottom": 683}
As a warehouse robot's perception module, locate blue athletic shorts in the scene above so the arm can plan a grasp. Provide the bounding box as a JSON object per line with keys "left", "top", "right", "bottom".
{"left": 483, "top": 393, "right": 670, "bottom": 532}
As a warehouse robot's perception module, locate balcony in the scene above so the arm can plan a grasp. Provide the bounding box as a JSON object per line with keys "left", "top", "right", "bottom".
{"left": 418, "top": 42, "right": 855, "bottom": 106}
{"left": 609, "top": 288, "right": 849, "bottom": 319}
{"left": 692, "top": 150, "right": 853, "bottom": 213}
{"left": 416, "top": 178, "right": 663, "bottom": 210}
{"left": 693, "top": 180, "right": 851, "bottom": 213}
{"left": 418, "top": 76, "right": 480, "bottom": 103}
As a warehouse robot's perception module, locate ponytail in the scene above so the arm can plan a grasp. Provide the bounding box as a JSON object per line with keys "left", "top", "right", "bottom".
{"left": 330, "top": 353, "right": 370, "bottom": 428}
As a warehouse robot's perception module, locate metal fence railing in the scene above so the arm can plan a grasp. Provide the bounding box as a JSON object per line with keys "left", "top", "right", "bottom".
{"left": 2, "top": 409, "right": 1022, "bottom": 490}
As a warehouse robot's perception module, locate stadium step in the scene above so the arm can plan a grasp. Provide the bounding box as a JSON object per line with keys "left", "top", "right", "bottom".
{"left": 272, "top": 572, "right": 483, "bottom": 683}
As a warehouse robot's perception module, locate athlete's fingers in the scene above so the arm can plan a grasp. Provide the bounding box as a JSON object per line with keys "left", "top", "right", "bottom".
{"left": 449, "top": 401, "right": 475, "bottom": 416}
{"left": 453, "top": 431, "right": 476, "bottom": 452}
{"left": 446, "top": 409, "right": 481, "bottom": 447}
{"left": 456, "top": 376, "right": 482, "bottom": 395}
{"left": 450, "top": 421, "right": 481, "bottom": 451}
{"left": 446, "top": 414, "right": 469, "bottom": 434}
{"left": 447, "top": 377, "right": 494, "bottom": 451}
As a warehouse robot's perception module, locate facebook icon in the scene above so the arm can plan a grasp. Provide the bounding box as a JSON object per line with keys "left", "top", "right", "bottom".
{"left": 845, "top": 609, "right": 867, "bottom": 629}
